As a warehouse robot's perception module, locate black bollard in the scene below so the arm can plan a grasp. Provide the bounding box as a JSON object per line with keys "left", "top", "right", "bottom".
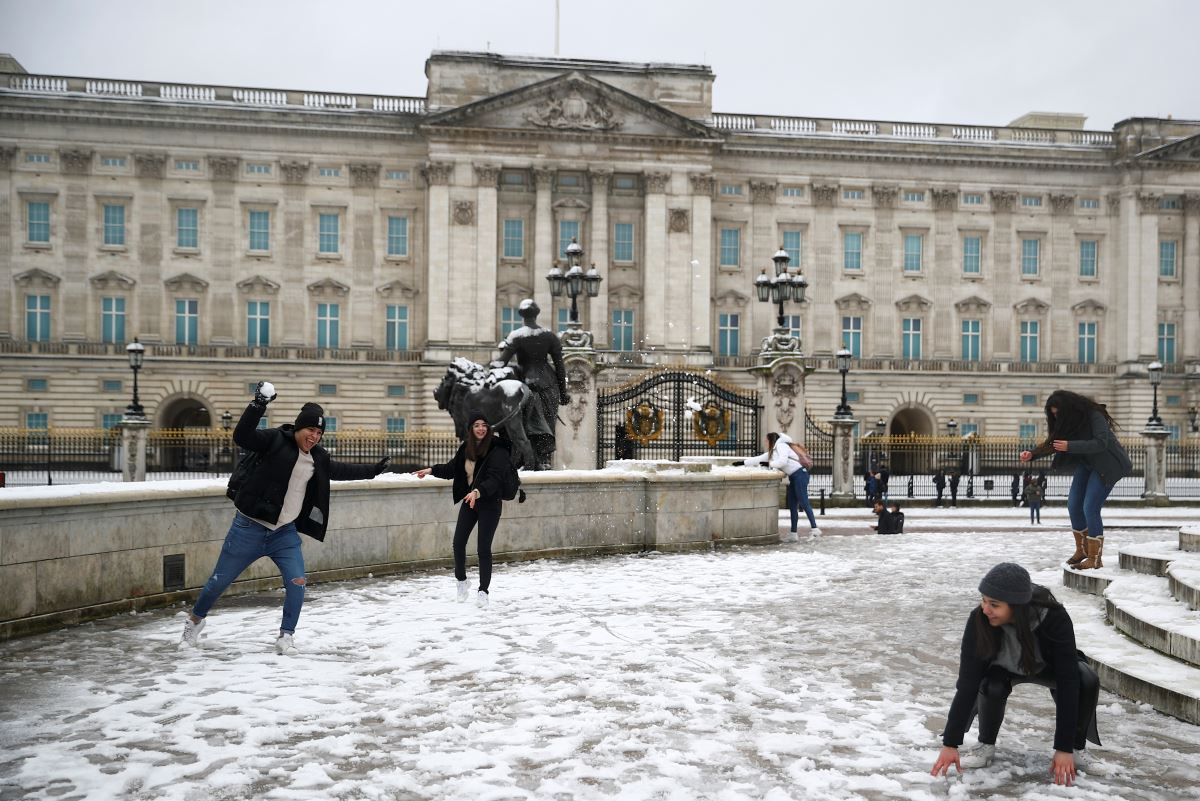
{"left": 907, "top": 475, "right": 914, "bottom": 498}
{"left": 819, "top": 488, "right": 826, "bottom": 515}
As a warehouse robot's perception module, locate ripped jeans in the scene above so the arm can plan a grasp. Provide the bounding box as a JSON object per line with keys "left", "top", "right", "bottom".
{"left": 192, "top": 512, "right": 307, "bottom": 633}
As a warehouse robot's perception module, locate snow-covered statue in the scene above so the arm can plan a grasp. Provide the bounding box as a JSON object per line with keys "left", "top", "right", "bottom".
{"left": 433, "top": 357, "right": 538, "bottom": 469}
{"left": 494, "top": 299, "right": 569, "bottom": 470}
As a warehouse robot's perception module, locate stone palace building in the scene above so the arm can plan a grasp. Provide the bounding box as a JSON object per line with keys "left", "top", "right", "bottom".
{"left": 1, "top": 51, "right": 1198, "bottom": 442}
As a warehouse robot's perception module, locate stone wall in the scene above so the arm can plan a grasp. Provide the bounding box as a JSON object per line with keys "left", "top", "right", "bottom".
{"left": 0, "top": 466, "right": 780, "bottom": 639}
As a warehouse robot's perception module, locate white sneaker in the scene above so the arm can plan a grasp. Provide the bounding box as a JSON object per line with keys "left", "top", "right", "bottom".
{"left": 274, "top": 633, "right": 298, "bottom": 656}
{"left": 780, "top": 531, "right": 800, "bottom": 543}
{"left": 809, "top": 527, "right": 822, "bottom": 537}
{"left": 456, "top": 580, "right": 469, "bottom": 602}
{"left": 476, "top": 590, "right": 489, "bottom": 609}
{"left": 180, "top": 616, "right": 205, "bottom": 648}
{"left": 958, "top": 743, "right": 995, "bottom": 768}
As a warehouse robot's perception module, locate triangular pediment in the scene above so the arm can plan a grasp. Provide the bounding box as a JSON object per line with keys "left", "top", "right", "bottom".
{"left": 164, "top": 272, "right": 209, "bottom": 293}
{"left": 834, "top": 292, "right": 872, "bottom": 312}
{"left": 236, "top": 275, "right": 280, "bottom": 295}
{"left": 307, "top": 277, "right": 350, "bottom": 297}
{"left": 422, "top": 72, "right": 718, "bottom": 141}
{"left": 1071, "top": 299, "right": 1107, "bottom": 316}
{"left": 896, "top": 294, "right": 932, "bottom": 312}
{"left": 89, "top": 270, "right": 137, "bottom": 290}
{"left": 713, "top": 289, "right": 749, "bottom": 308}
{"left": 13, "top": 267, "right": 61, "bottom": 288}
{"left": 1135, "top": 132, "right": 1200, "bottom": 163}
{"left": 954, "top": 294, "right": 992, "bottom": 314}
{"left": 1014, "top": 297, "right": 1050, "bottom": 315}
{"left": 376, "top": 280, "right": 419, "bottom": 299}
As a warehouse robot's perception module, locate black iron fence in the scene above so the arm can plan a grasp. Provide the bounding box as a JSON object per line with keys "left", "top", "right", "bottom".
{"left": 0, "top": 428, "right": 460, "bottom": 487}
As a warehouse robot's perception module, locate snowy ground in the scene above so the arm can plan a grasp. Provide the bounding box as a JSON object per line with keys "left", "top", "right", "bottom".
{"left": 2, "top": 514, "right": 1199, "bottom": 800}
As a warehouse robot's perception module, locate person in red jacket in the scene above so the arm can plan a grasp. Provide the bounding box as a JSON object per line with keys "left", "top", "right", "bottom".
{"left": 931, "top": 563, "right": 1101, "bottom": 786}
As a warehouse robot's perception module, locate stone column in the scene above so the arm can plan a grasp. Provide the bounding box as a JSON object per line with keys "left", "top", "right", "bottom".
{"left": 1048, "top": 193, "right": 1076, "bottom": 359}
{"left": 753, "top": 356, "right": 807, "bottom": 444}
{"left": 279, "top": 160, "right": 310, "bottom": 346}
{"left": 134, "top": 153, "right": 166, "bottom": 340}
{"left": 59, "top": 148, "right": 93, "bottom": 342}
{"left": 1183, "top": 194, "right": 1200, "bottom": 365}
{"left": 810, "top": 184, "right": 838, "bottom": 353}
{"left": 829, "top": 415, "right": 857, "bottom": 499}
{"left": 642, "top": 172, "right": 669, "bottom": 352}
{"left": 1141, "top": 425, "right": 1170, "bottom": 503}
{"left": 749, "top": 180, "right": 778, "bottom": 348}
{"left": 349, "top": 162, "right": 380, "bottom": 347}
{"left": 0, "top": 146, "right": 16, "bottom": 339}
{"left": 422, "top": 162, "right": 453, "bottom": 346}
{"left": 929, "top": 188, "right": 956, "bottom": 356}
{"left": 556, "top": 349, "right": 598, "bottom": 469}
{"left": 1136, "top": 193, "right": 1161, "bottom": 362}
{"left": 989, "top": 190, "right": 1016, "bottom": 356}
{"left": 118, "top": 416, "right": 152, "bottom": 482}
{"left": 533, "top": 168, "right": 554, "bottom": 319}
{"left": 872, "top": 185, "right": 899, "bottom": 358}
{"left": 588, "top": 169, "right": 611, "bottom": 347}
{"left": 474, "top": 164, "right": 500, "bottom": 346}
{"left": 207, "top": 156, "right": 239, "bottom": 345}
{"left": 689, "top": 174, "right": 715, "bottom": 355}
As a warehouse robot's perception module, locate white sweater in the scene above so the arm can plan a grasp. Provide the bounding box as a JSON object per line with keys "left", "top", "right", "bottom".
{"left": 743, "top": 433, "right": 804, "bottom": 477}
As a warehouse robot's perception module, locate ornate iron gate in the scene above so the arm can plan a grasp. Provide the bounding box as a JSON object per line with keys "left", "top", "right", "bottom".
{"left": 596, "top": 370, "right": 762, "bottom": 467}
{"left": 804, "top": 409, "right": 833, "bottom": 474}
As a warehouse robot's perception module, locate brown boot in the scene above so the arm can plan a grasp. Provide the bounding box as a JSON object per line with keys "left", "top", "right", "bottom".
{"left": 1078, "top": 536, "right": 1104, "bottom": 570}
{"left": 1067, "top": 529, "right": 1087, "bottom": 567}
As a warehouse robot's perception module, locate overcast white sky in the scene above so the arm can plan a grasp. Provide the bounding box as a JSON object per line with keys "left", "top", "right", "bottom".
{"left": 1, "top": 0, "right": 1197, "bottom": 130}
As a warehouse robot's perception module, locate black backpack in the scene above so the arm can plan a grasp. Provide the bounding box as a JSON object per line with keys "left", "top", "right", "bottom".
{"left": 225, "top": 449, "right": 261, "bottom": 501}
{"left": 481, "top": 446, "right": 525, "bottom": 503}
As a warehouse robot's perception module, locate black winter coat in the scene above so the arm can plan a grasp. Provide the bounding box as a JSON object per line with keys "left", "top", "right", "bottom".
{"left": 430, "top": 436, "right": 513, "bottom": 504}
{"left": 1031, "top": 409, "right": 1132, "bottom": 488}
{"left": 942, "top": 602, "right": 1081, "bottom": 753}
{"left": 231, "top": 402, "right": 377, "bottom": 541}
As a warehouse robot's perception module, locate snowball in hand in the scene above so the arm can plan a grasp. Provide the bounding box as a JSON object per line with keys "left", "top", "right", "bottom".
{"left": 258, "top": 381, "right": 276, "bottom": 399}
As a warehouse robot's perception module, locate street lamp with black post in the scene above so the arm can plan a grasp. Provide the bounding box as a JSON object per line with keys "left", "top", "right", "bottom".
{"left": 546, "top": 237, "right": 602, "bottom": 335}
{"left": 755, "top": 246, "right": 809, "bottom": 353}
{"left": 221, "top": 409, "right": 233, "bottom": 469}
{"left": 834, "top": 348, "right": 853, "bottom": 419}
{"left": 124, "top": 338, "right": 145, "bottom": 419}
{"left": 1146, "top": 361, "right": 1164, "bottom": 428}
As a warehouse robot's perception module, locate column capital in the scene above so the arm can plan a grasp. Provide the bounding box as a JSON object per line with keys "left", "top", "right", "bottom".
{"left": 644, "top": 171, "right": 670, "bottom": 194}
{"left": 0, "top": 145, "right": 16, "bottom": 170}
{"left": 421, "top": 161, "right": 454, "bottom": 186}
{"left": 58, "top": 148, "right": 94, "bottom": 175}
{"left": 533, "top": 167, "right": 555, "bottom": 190}
{"left": 1049, "top": 193, "right": 1076, "bottom": 214}
{"left": 207, "top": 156, "right": 240, "bottom": 182}
{"left": 1183, "top": 193, "right": 1200, "bottom": 214}
{"left": 280, "top": 160, "right": 310, "bottom": 184}
{"left": 749, "top": 180, "right": 777, "bottom": 204}
{"left": 1106, "top": 192, "right": 1123, "bottom": 215}
{"left": 350, "top": 161, "right": 380, "bottom": 188}
{"left": 811, "top": 184, "right": 838, "bottom": 208}
{"left": 871, "top": 184, "right": 899, "bottom": 208}
{"left": 1137, "top": 192, "right": 1161, "bottom": 213}
{"left": 133, "top": 152, "right": 166, "bottom": 179}
{"left": 988, "top": 189, "right": 1016, "bottom": 213}
{"left": 588, "top": 169, "right": 612, "bottom": 191}
{"left": 689, "top": 173, "right": 716, "bottom": 195}
{"left": 474, "top": 163, "right": 501, "bottom": 186}
{"left": 931, "top": 188, "right": 958, "bottom": 212}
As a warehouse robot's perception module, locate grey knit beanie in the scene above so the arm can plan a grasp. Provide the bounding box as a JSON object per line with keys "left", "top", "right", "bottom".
{"left": 978, "top": 562, "right": 1032, "bottom": 605}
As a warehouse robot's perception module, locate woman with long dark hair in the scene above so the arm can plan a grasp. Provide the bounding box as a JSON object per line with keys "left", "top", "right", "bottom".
{"left": 1020, "top": 390, "right": 1131, "bottom": 569}
{"left": 734, "top": 431, "right": 820, "bottom": 541}
{"left": 415, "top": 411, "right": 513, "bottom": 608}
{"left": 931, "top": 563, "right": 1101, "bottom": 786}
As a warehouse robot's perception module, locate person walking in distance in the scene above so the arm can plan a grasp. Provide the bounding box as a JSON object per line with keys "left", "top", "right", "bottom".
{"left": 1021, "top": 390, "right": 1131, "bottom": 569}
{"left": 931, "top": 563, "right": 1101, "bottom": 785}
{"left": 933, "top": 468, "right": 947, "bottom": 507}
{"left": 948, "top": 471, "right": 960, "bottom": 508}
{"left": 1024, "top": 478, "right": 1044, "bottom": 524}
{"left": 734, "top": 432, "right": 820, "bottom": 541}
{"left": 180, "top": 384, "right": 389, "bottom": 654}
{"left": 415, "top": 411, "right": 514, "bottom": 608}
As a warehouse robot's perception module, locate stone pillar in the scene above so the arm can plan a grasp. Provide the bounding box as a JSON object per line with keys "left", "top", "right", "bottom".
{"left": 59, "top": 148, "right": 93, "bottom": 342}
{"left": 689, "top": 174, "right": 715, "bottom": 354}
{"left": 1048, "top": 193, "right": 1077, "bottom": 360}
{"left": 1141, "top": 425, "right": 1170, "bottom": 503}
{"left": 207, "top": 156, "right": 239, "bottom": 345}
{"left": 928, "top": 187, "right": 955, "bottom": 356}
{"left": 1136, "top": 193, "right": 1161, "bottom": 362}
{"left": 752, "top": 356, "right": 807, "bottom": 444}
{"left": 749, "top": 180, "right": 778, "bottom": 348}
{"left": 422, "top": 162, "right": 453, "bottom": 346}
{"left": 118, "top": 416, "right": 152, "bottom": 482}
{"left": 134, "top": 153, "right": 166, "bottom": 340}
{"left": 829, "top": 415, "right": 857, "bottom": 499}
{"left": 279, "top": 160, "right": 310, "bottom": 346}
{"left": 349, "top": 162, "right": 380, "bottom": 347}
{"left": 533, "top": 168, "right": 554, "bottom": 319}
{"left": 588, "top": 170, "right": 611, "bottom": 347}
{"left": 642, "top": 172, "right": 669, "bottom": 351}
{"left": 989, "top": 190, "right": 1016, "bottom": 356}
{"left": 474, "top": 164, "right": 500, "bottom": 346}
{"left": 0, "top": 146, "right": 13, "bottom": 339}
{"left": 1183, "top": 194, "right": 1200, "bottom": 365}
{"left": 556, "top": 349, "right": 598, "bottom": 469}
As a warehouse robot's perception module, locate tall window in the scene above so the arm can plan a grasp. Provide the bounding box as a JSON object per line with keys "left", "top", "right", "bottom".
{"left": 1077, "top": 240, "right": 1098, "bottom": 278}
{"left": 961, "top": 319, "right": 981, "bottom": 361}
{"left": 26, "top": 295, "right": 50, "bottom": 341}
{"left": 27, "top": 201, "right": 50, "bottom": 243}
{"left": 556, "top": 308, "right": 571, "bottom": 333}
{"left": 386, "top": 216, "right": 408, "bottom": 257}
{"left": 1019, "top": 320, "right": 1040, "bottom": 362}
{"left": 248, "top": 210, "right": 270, "bottom": 252}
{"left": 318, "top": 213, "right": 339, "bottom": 254}
{"left": 612, "top": 309, "right": 634, "bottom": 352}
{"left": 782, "top": 230, "right": 802, "bottom": 266}
{"left": 613, "top": 222, "right": 635, "bottom": 262}
{"left": 901, "top": 318, "right": 922, "bottom": 359}
{"left": 386, "top": 305, "right": 409, "bottom": 350}
{"left": 1159, "top": 240, "right": 1178, "bottom": 278}
{"left": 1021, "top": 239, "right": 1040, "bottom": 276}
{"left": 717, "top": 313, "right": 740, "bottom": 357}
{"left": 719, "top": 227, "right": 740, "bottom": 267}
{"left": 26, "top": 412, "right": 49, "bottom": 431}
{"left": 903, "top": 234, "right": 923, "bottom": 272}
{"left": 500, "top": 307, "right": 521, "bottom": 338}
{"left": 102, "top": 413, "right": 124, "bottom": 430}
{"left": 1077, "top": 321, "right": 1097, "bottom": 364}
{"left": 317, "top": 303, "right": 340, "bottom": 348}
{"left": 784, "top": 313, "right": 801, "bottom": 340}
{"left": 1158, "top": 322, "right": 1177, "bottom": 363}
{"left": 843, "top": 232, "right": 863, "bottom": 270}
{"left": 502, "top": 219, "right": 524, "bottom": 258}
{"left": 1019, "top": 422, "right": 1038, "bottom": 442}
{"left": 246, "top": 300, "right": 269, "bottom": 347}
{"left": 103, "top": 204, "right": 125, "bottom": 246}
{"left": 101, "top": 297, "right": 126, "bottom": 344}
{"left": 386, "top": 417, "right": 407, "bottom": 434}
{"left": 176, "top": 299, "right": 199, "bottom": 345}
{"left": 177, "top": 207, "right": 198, "bottom": 249}
{"left": 558, "top": 220, "right": 580, "bottom": 257}
{"left": 963, "top": 236, "right": 981, "bottom": 275}
{"left": 841, "top": 315, "right": 862, "bottom": 358}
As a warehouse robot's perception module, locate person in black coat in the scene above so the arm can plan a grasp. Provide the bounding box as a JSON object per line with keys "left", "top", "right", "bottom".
{"left": 931, "top": 563, "right": 1101, "bottom": 786}
{"left": 948, "top": 471, "right": 960, "bottom": 507}
{"left": 181, "top": 384, "right": 388, "bottom": 655}
{"left": 1021, "top": 390, "right": 1132, "bottom": 570}
{"left": 933, "top": 469, "right": 946, "bottom": 507}
{"left": 415, "top": 411, "right": 513, "bottom": 608}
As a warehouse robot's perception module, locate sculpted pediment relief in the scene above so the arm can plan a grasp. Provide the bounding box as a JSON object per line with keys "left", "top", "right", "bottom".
{"left": 377, "top": 280, "right": 419, "bottom": 299}
{"left": 236, "top": 275, "right": 280, "bottom": 295}
{"left": 496, "top": 282, "right": 532, "bottom": 307}
{"left": 1134, "top": 132, "right": 1200, "bottom": 164}
{"left": 13, "top": 267, "right": 61, "bottom": 289}
{"left": 1014, "top": 297, "right": 1050, "bottom": 315}
{"left": 88, "top": 270, "right": 137, "bottom": 290}
{"left": 834, "top": 292, "right": 872, "bottom": 312}
{"left": 895, "top": 294, "right": 932, "bottom": 312}
{"left": 609, "top": 285, "right": 643, "bottom": 306}
{"left": 307, "top": 277, "right": 350, "bottom": 298}
{"left": 1071, "top": 299, "right": 1107, "bottom": 316}
{"left": 164, "top": 272, "right": 210, "bottom": 293}
{"left": 713, "top": 289, "right": 749, "bottom": 308}
{"left": 422, "top": 72, "right": 717, "bottom": 141}
{"left": 954, "top": 294, "right": 992, "bottom": 314}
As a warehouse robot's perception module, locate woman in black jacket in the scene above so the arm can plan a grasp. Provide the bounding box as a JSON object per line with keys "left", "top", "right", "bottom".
{"left": 1020, "top": 390, "right": 1132, "bottom": 569}
{"left": 931, "top": 563, "right": 1101, "bottom": 786}
{"left": 415, "top": 411, "right": 512, "bottom": 609}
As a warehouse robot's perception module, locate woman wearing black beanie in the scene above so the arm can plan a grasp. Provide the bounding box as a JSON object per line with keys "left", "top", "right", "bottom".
{"left": 931, "top": 562, "right": 1101, "bottom": 786}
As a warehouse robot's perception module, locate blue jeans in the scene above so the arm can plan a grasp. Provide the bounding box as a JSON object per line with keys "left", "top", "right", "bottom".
{"left": 787, "top": 469, "right": 818, "bottom": 532}
{"left": 1066, "top": 465, "right": 1113, "bottom": 539}
{"left": 192, "top": 513, "right": 307, "bottom": 633}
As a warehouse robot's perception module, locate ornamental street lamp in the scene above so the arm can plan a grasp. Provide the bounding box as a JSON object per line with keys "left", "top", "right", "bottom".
{"left": 755, "top": 246, "right": 809, "bottom": 342}
{"left": 545, "top": 237, "right": 602, "bottom": 327}
{"left": 834, "top": 347, "right": 853, "bottom": 418}
{"left": 1147, "top": 361, "right": 1164, "bottom": 427}
{"left": 875, "top": 417, "right": 886, "bottom": 436}
{"left": 221, "top": 409, "right": 233, "bottom": 432}
{"left": 124, "top": 338, "right": 145, "bottom": 418}
{"left": 947, "top": 418, "right": 958, "bottom": 436}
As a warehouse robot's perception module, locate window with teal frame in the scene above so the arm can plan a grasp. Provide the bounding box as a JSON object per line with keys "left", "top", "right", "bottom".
{"left": 611, "top": 309, "right": 634, "bottom": 352}
{"left": 177, "top": 207, "right": 198, "bottom": 249}
{"left": 1079, "top": 240, "right": 1097, "bottom": 278}
{"left": 1077, "top": 321, "right": 1097, "bottom": 363}
{"left": 26, "top": 294, "right": 50, "bottom": 341}
{"left": 717, "top": 313, "right": 739, "bottom": 357}
{"left": 719, "top": 228, "right": 740, "bottom": 267}
{"left": 103, "top": 204, "right": 125, "bottom": 246}
{"left": 386, "top": 305, "right": 409, "bottom": 350}
{"left": 318, "top": 214, "right": 339, "bottom": 254}
{"left": 502, "top": 219, "right": 524, "bottom": 259}
{"left": 27, "top": 201, "right": 50, "bottom": 243}
{"left": 101, "top": 297, "right": 126, "bottom": 344}
{"left": 387, "top": 216, "right": 409, "bottom": 257}
{"left": 317, "top": 303, "right": 339, "bottom": 348}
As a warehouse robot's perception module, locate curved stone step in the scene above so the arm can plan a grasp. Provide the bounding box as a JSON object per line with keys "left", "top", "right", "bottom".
{"left": 1119, "top": 540, "right": 1185, "bottom": 576}
{"left": 1168, "top": 561, "right": 1200, "bottom": 611}
{"left": 1060, "top": 563, "right": 1116, "bottom": 596}
{"left": 1056, "top": 583, "right": 1200, "bottom": 725}
{"left": 1182, "top": 523, "right": 1200, "bottom": 553}
{"left": 1104, "top": 573, "right": 1200, "bottom": 669}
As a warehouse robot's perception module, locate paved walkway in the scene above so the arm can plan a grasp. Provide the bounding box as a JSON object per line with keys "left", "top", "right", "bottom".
{"left": 2, "top": 519, "right": 1199, "bottom": 800}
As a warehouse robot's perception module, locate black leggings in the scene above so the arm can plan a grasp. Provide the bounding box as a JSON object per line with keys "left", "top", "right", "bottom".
{"left": 452, "top": 499, "right": 502, "bottom": 592}
{"left": 975, "top": 659, "right": 1101, "bottom": 750}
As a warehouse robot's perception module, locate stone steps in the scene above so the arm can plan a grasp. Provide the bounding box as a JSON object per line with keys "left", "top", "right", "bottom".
{"left": 1060, "top": 525, "right": 1200, "bottom": 725}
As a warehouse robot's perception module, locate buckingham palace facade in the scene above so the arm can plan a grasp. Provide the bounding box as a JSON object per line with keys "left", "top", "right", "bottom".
{"left": 1, "top": 51, "right": 1198, "bottom": 439}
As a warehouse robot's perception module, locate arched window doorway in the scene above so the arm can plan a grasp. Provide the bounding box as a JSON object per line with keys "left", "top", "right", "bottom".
{"left": 157, "top": 396, "right": 213, "bottom": 470}
{"left": 881, "top": 406, "right": 936, "bottom": 476}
